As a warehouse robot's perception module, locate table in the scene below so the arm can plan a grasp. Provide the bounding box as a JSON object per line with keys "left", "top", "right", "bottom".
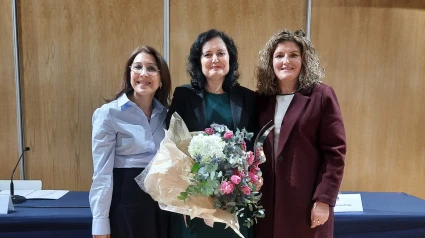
{"left": 0, "top": 191, "right": 91, "bottom": 238}
{"left": 0, "top": 191, "right": 425, "bottom": 237}
{"left": 335, "top": 192, "right": 425, "bottom": 238}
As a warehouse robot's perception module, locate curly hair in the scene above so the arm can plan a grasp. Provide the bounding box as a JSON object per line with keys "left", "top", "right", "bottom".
{"left": 109, "top": 45, "right": 171, "bottom": 108}
{"left": 256, "top": 29, "right": 324, "bottom": 95}
{"left": 187, "top": 29, "right": 240, "bottom": 93}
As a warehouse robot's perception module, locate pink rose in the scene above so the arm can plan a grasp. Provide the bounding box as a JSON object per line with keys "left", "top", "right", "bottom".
{"left": 204, "top": 128, "right": 215, "bottom": 135}
{"left": 234, "top": 169, "right": 247, "bottom": 178}
{"left": 220, "top": 181, "right": 235, "bottom": 195}
{"left": 248, "top": 172, "right": 259, "bottom": 183}
{"left": 250, "top": 167, "right": 260, "bottom": 174}
{"left": 246, "top": 151, "right": 254, "bottom": 165}
{"left": 230, "top": 175, "right": 241, "bottom": 185}
{"left": 241, "top": 141, "right": 247, "bottom": 151}
{"left": 249, "top": 162, "right": 260, "bottom": 173}
{"left": 241, "top": 185, "right": 252, "bottom": 195}
{"left": 223, "top": 131, "right": 234, "bottom": 139}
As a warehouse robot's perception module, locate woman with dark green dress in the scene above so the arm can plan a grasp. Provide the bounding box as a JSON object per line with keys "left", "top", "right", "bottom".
{"left": 166, "top": 29, "right": 256, "bottom": 238}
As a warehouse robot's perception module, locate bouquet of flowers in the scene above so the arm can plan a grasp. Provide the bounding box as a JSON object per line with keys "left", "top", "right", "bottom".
{"left": 135, "top": 112, "right": 273, "bottom": 238}
{"left": 178, "top": 123, "right": 265, "bottom": 228}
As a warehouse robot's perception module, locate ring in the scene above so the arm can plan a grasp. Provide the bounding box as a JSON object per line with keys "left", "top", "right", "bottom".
{"left": 316, "top": 220, "right": 320, "bottom": 223}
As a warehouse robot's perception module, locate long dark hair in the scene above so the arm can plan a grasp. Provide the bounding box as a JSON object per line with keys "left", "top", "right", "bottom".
{"left": 109, "top": 45, "right": 171, "bottom": 107}
{"left": 187, "top": 29, "right": 240, "bottom": 93}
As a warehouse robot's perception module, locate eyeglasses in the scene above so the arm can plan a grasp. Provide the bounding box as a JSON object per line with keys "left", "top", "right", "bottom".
{"left": 129, "top": 64, "right": 160, "bottom": 76}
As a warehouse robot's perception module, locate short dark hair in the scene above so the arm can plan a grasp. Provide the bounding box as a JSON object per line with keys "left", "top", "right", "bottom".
{"left": 110, "top": 45, "right": 171, "bottom": 107}
{"left": 187, "top": 29, "right": 240, "bottom": 93}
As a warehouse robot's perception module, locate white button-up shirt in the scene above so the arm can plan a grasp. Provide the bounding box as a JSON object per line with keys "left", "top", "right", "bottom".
{"left": 89, "top": 93, "right": 166, "bottom": 235}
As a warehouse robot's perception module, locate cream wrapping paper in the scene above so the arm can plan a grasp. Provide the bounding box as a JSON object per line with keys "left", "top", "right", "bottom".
{"left": 135, "top": 112, "right": 243, "bottom": 238}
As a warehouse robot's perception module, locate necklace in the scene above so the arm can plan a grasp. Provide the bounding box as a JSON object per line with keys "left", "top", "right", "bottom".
{"left": 277, "top": 88, "right": 300, "bottom": 95}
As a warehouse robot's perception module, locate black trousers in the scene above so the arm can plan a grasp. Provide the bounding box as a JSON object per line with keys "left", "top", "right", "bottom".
{"left": 110, "top": 168, "right": 169, "bottom": 238}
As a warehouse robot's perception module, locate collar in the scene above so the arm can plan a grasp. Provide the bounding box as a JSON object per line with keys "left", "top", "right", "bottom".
{"left": 117, "top": 93, "right": 130, "bottom": 107}
{"left": 152, "top": 97, "right": 165, "bottom": 114}
{"left": 117, "top": 93, "right": 165, "bottom": 113}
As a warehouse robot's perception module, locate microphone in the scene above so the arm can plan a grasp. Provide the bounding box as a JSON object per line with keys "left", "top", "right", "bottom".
{"left": 10, "top": 147, "right": 30, "bottom": 204}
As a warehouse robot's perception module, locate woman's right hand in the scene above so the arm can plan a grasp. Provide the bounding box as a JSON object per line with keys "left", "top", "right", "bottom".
{"left": 93, "top": 235, "right": 110, "bottom": 238}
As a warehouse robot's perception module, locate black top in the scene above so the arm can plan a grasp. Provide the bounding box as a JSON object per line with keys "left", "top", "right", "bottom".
{"left": 166, "top": 84, "right": 256, "bottom": 136}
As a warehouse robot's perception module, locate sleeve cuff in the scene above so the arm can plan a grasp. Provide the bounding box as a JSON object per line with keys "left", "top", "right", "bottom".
{"left": 92, "top": 217, "right": 110, "bottom": 235}
{"left": 315, "top": 194, "right": 337, "bottom": 207}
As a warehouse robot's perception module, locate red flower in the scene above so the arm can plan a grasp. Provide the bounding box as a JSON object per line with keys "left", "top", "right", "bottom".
{"left": 220, "top": 181, "right": 235, "bottom": 194}
{"left": 204, "top": 128, "right": 215, "bottom": 135}
{"left": 248, "top": 172, "right": 259, "bottom": 183}
{"left": 246, "top": 151, "right": 254, "bottom": 165}
{"left": 241, "top": 141, "right": 247, "bottom": 151}
{"left": 230, "top": 175, "right": 241, "bottom": 185}
{"left": 241, "top": 185, "right": 252, "bottom": 195}
{"left": 223, "top": 131, "right": 234, "bottom": 139}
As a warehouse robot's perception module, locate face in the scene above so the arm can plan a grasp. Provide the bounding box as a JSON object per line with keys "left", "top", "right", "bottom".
{"left": 200, "top": 37, "right": 230, "bottom": 81}
{"left": 273, "top": 41, "right": 302, "bottom": 83}
{"left": 130, "top": 52, "right": 162, "bottom": 97}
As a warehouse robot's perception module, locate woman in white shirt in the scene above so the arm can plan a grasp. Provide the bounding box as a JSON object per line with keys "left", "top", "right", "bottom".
{"left": 89, "top": 45, "right": 171, "bottom": 238}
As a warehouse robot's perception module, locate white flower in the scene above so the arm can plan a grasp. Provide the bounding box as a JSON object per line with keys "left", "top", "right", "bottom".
{"left": 188, "top": 134, "right": 226, "bottom": 164}
{"left": 228, "top": 156, "right": 238, "bottom": 165}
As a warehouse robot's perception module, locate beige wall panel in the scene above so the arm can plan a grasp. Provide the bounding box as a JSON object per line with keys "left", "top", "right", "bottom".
{"left": 19, "top": 0, "right": 163, "bottom": 190}
{"left": 170, "top": 0, "right": 306, "bottom": 90}
{"left": 312, "top": 0, "right": 425, "bottom": 198}
{"left": 0, "top": 0, "right": 19, "bottom": 179}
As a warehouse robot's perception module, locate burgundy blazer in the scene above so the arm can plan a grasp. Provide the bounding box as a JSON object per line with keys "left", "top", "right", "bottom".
{"left": 254, "top": 84, "right": 346, "bottom": 238}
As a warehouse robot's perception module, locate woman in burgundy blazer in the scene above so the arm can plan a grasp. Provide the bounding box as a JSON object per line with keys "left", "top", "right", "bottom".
{"left": 254, "top": 29, "right": 346, "bottom": 238}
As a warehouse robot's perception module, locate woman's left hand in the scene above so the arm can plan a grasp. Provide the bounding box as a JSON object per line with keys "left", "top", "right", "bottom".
{"left": 310, "top": 201, "right": 329, "bottom": 228}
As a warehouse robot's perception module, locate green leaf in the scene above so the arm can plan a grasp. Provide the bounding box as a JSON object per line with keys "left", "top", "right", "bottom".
{"left": 177, "top": 191, "right": 188, "bottom": 201}
{"left": 191, "top": 163, "right": 200, "bottom": 173}
{"left": 212, "top": 162, "right": 218, "bottom": 171}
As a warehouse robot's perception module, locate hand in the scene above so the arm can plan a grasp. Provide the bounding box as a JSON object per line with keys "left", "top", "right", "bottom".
{"left": 93, "top": 235, "right": 110, "bottom": 238}
{"left": 254, "top": 176, "right": 263, "bottom": 192}
{"left": 310, "top": 201, "right": 329, "bottom": 228}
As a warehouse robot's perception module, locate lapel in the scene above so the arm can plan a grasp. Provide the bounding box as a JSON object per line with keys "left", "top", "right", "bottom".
{"left": 192, "top": 90, "right": 206, "bottom": 129}
{"left": 276, "top": 92, "right": 310, "bottom": 156}
{"left": 261, "top": 96, "right": 276, "bottom": 153}
{"left": 229, "top": 89, "right": 244, "bottom": 130}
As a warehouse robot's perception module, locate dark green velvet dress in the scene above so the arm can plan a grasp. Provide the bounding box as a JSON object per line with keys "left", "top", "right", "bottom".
{"left": 169, "top": 92, "right": 252, "bottom": 238}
